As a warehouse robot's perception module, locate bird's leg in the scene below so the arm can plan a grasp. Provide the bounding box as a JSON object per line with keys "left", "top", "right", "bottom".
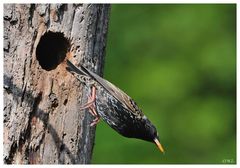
{"left": 90, "top": 117, "right": 100, "bottom": 127}
{"left": 80, "top": 86, "right": 100, "bottom": 126}
{"left": 87, "top": 104, "right": 97, "bottom": 116}
{"left": 79, "top": 86, "right": 96, "bottom": 110}
{"left": 89, "top": 105, "right": 100, "bottom": 126}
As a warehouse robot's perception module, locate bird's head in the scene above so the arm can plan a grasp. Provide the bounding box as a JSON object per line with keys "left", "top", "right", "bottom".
{"left": 141, "top": 118, "right": 165, "bottom": 153}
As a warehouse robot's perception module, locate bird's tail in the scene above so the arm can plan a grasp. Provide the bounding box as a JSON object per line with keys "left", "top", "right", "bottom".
{"left": 66, "top": 59, "right": 88, "bottom": 76}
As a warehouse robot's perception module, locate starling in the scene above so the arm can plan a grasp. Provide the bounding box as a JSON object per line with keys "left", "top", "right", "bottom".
{"left": 66, "top": 59, "right": 165, "bottom": 153}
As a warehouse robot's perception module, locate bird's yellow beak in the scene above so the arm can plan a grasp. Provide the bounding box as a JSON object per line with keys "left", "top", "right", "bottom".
{"left": 154, "top": 138, "right": 165, "bottom": 153}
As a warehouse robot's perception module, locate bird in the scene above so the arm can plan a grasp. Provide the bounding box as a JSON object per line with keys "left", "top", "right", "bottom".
{"left": 66, "top": 59, "right": 165, "bottom": 153}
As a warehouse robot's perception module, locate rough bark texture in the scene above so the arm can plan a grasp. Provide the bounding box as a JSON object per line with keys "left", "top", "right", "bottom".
{"left": 3, "top": 4, "right": 110, "bottom": 164}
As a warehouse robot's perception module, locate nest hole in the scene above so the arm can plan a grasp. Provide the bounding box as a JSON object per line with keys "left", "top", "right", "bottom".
{"left": 36, "top": 31, "right": 70, "bottom": 71}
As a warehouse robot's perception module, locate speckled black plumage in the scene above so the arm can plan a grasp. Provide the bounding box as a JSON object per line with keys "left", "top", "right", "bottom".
{"left": 96, "top": 87, "right": 157, "bottom": 142}
{"left": 66, "top": 59, "right": 164, "bottom": 152}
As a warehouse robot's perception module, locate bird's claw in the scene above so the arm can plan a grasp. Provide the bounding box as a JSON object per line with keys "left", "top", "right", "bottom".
{"left": 79, "top": 86, "right": 100, "bottom": 126}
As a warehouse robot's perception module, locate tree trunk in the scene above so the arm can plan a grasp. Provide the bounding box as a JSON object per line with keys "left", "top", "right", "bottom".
{"left": 3, "top": 4, "right": 110, "bottom": 164}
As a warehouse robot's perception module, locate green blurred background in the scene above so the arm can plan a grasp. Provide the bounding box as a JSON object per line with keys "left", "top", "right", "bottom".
{"left": 92, "top": 4, "right": 236, "bottom": 164}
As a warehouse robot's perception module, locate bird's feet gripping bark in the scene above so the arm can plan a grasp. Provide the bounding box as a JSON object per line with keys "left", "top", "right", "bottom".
{"left": 80, "top": 86, "right": 100, "bottom": 126}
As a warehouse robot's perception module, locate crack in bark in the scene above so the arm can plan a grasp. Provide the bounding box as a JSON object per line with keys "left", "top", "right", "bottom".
{"left": 28, "top": 4, "right": 35, "bottom": 27}
{"left": 4, "top": 142, "right": 17, "bottom": 164}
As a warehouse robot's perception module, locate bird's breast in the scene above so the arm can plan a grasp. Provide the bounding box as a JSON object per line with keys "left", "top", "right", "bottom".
{"left": 95, "top": 87, "right": 143, "bottom": 137}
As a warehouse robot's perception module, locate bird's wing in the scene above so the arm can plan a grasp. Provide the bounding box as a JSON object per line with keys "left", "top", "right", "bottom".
{"left": 66, "top": 60, "right": 144, "bottom": 117}
{"left": 87, "top": 71, "right": 144, "bottom": 117}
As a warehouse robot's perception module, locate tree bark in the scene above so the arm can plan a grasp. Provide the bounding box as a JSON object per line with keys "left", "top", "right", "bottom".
{"left": 3, "top": 4, "right": 110, "bottom": 164}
